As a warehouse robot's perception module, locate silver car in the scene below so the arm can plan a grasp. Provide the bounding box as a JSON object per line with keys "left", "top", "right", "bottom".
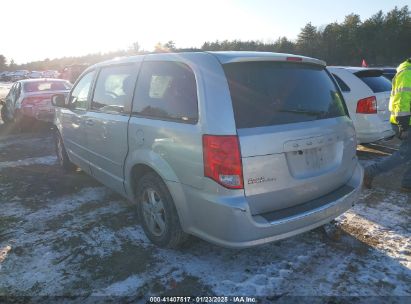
{"left": 52, "top": 52, "right": 363, "bottom": 248}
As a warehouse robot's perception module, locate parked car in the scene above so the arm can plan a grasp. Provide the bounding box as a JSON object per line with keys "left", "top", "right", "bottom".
{"left": 42, "top": 70, "right": 59, "bottom": 78}
{"left": 0, "top": 71, "right": 9, "bottom": 81}
{"left": 10, "top": 70, "right": 29, "bottom": 82}
{"left": 1, "top": 78, "right": 72, "bottom": 126}
{"left": 28, "top": 71, "right": 44, "bottom": 79}
{"left": 381, "top": 67, "right": 396, "bottom": 81}
{"left": 52, "top": 52, "right": 363, "bottom": 248}
{"left": 1, "top": 71, "right": 14, "bottom": 82}
{"left": 60, "top": 64, "right": 89, "bottom": 84}
{"left": 328, "top": 67, "right": 394, "bottom": 144}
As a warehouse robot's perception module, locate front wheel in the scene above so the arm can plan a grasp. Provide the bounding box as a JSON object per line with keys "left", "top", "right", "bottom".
{"left": 55, "top": 131, "right": 76, "bottom": 172}
{"left": 136, "top": 172, "right": 188, "bottom": 248}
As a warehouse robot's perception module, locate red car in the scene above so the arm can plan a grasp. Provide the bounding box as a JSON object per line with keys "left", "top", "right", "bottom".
{"left": 1, "top": 79, "right": 72, "bottom": 126}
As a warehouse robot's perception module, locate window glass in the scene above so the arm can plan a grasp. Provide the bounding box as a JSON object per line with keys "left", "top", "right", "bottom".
{"left": 357, "top": 75, "right": 392, "bottom": 93}
{"left": 92, "top": 65, "right": 136, "bottom": 113}
{"left": 70, "top": 71, "right": 95, "bottom": 110}
{"left": 23, "top": 81, "right": 72, "bottom": 92}
{"left": 382, "top": 69, "right": 396, "bottom": 82}
{"left": 9, "top": 84, "right": 16, "bottom": 97}
{"left": 383, "top": 73, "right": 395, "bottom": 81}
{"left": 223, "top": 62, "right": 347, "bottom": 129}
{"left": 7, "top": 84, "right": 16, "bottom": 102}
{"left": 133, "top": 61, "right": 198, "bottom": 123}
{"left": 149, "top": 75, "right": 172, "bottom": 98}
{"left": 332, "top": 74, "right": 351, "bottom": 92}
{"left": 14, "top": 83, "right": 21, "bottom": 103}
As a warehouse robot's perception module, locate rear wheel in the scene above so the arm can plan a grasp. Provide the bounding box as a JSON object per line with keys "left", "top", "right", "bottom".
{"left": 1, "top": 106, "right": 11, "bottom": 124}
{"left": 136, "top": 172, "right": 188, "bottom": 248}
{"left": 55, "top": 131, "right": 76, "bottom": 172}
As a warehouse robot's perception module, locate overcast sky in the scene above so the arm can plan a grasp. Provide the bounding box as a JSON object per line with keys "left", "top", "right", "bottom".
{"left": 2, "top": 0, "right": 410, "bottom": 64}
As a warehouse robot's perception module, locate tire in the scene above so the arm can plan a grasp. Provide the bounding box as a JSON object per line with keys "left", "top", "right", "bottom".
{"left": 55, "top": 131, "right": 76, "bottom": 172}
{"left": 1, "top": 106, "right": 11, "bottom": 124}
{"left": 136, "top": 172, "right": 188, "bottom": 248}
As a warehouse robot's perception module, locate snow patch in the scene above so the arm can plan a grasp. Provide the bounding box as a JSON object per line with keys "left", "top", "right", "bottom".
{"left": 338, "top": 189, "right": 410, "bottom": 269}
{"left": 93, "top": 275, "right": 147, "bottom": 296}
{"left": 0, "top": 155, "right": 57, "bottom": 170}
{"left": 0, "top": 136, "right": 50, "bottom": 149}
{"left": 0, "top": 186, "right": 114, "bottom": 295}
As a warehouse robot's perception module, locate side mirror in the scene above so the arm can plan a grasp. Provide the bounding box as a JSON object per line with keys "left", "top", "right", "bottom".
{"left": 51, "top": 94, "right": 67, "bottom": 107}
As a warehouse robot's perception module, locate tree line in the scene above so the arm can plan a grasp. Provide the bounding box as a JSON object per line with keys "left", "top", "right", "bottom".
{"left": 1, "top": 6, "right": 410, "bottom": 72}
{"left": 201, "top": 6, "right": 411, "bottom": 66}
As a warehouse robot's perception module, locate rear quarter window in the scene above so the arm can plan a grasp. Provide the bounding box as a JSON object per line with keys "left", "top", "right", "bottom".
{"left": 133, "top": 61, "right": 198, "bottom": 124}
{"left": 223, "top": 62, "right": 347, "bottom": 129}
{"left": 332, "top": 74, "right": 351, "bottom": 92}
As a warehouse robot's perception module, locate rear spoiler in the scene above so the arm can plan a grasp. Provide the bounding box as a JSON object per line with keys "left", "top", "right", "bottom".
{"left": 209, "top": 52, "right": 326, "bottom": 67}
{"left": 354, "top": 69, "right": 383, "bottom": 77}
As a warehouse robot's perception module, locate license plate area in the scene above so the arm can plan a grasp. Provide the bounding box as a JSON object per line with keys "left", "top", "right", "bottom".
{"left": 285, "top": 143, "right": 342, "bottom": 179}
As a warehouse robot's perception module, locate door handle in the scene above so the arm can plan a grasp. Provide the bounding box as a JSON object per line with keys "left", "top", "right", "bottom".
{"left": 85, "top": 119, "right": 94, "bottom": 126}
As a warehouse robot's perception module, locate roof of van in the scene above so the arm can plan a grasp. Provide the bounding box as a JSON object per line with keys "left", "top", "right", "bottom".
{"left": 93, "top": 51, "right": 326, "bottom": 68}
{"left": 208, "top": 51, "right": 325, "bottom": 66}
{"left": 328, "top": 66, "right": 383, "bottom": 73}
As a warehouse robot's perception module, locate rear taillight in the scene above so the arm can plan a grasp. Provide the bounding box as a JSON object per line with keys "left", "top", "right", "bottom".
{"left": 356, "top": 96, "right": 377, "bottom": 114}
{"left": 203, "top": 135, "right": 244, "bottom": 189}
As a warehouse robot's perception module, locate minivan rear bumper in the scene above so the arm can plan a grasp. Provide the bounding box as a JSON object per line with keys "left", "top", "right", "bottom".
{"left": 175, "top": 162, "right": 363, "bottom": 248}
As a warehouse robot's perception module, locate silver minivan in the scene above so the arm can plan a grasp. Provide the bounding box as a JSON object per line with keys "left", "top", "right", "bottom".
{"left": 52, "top": 52, "right": 363, "bottom": 248}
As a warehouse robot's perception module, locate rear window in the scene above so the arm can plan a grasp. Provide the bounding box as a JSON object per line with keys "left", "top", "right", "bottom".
{"left": 23, "top": 81, "right": 72, "bottom": 92}
{"left": 223, "top": 62, "right": 347, "bottom": 129}
{"left": 356, "top": 73, "right": 392, "bottom": 93}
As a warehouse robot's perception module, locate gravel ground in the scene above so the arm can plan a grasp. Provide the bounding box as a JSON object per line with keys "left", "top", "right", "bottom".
{"left": 0, "top": 81, "right": 410, "bottom": 302}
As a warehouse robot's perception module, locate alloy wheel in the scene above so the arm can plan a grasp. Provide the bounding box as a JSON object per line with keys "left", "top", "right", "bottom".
{"left": 142, "top": 188, "right": 166, "bottom": 237}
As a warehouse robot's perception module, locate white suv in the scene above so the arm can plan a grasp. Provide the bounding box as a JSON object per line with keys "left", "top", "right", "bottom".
{"left": 328, "top": 67, "right": 394, "bottom": 144}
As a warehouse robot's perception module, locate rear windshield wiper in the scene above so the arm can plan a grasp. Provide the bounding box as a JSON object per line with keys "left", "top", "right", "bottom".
{"left": 278, "top": 109, "right": 328, "bottom": 117}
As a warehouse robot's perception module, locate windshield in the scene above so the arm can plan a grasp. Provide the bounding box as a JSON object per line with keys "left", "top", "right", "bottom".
{"left": 23, "top": 81, "right": 72, "bottom": 92}
{"left": 223, "top": 61, "right": 347, "bottom": 129}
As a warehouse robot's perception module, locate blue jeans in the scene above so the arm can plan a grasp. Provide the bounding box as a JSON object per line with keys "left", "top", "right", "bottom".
{"left": 365, "top": 124, "right": 411, "bottom": 187}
